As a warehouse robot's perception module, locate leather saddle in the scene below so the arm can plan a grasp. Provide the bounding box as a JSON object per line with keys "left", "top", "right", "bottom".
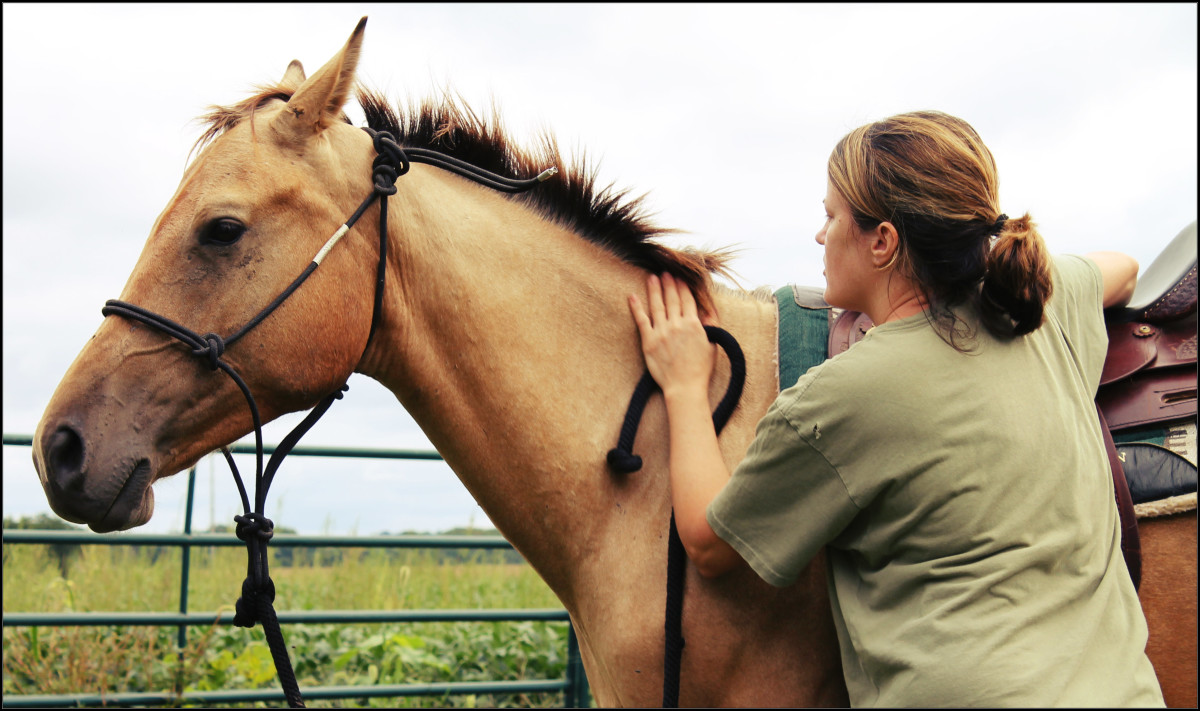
{"left": 826, "top": 221, "right": 1198, "bottom": 590}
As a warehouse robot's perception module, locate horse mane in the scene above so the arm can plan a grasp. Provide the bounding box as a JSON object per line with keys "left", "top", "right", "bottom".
{"left": 193, "top": 82, "right": 735, "bottom": 314}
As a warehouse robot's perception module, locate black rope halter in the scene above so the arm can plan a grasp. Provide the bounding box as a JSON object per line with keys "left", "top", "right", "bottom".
{"left": 101, "top": 127, "right": 555, "bottom": 708}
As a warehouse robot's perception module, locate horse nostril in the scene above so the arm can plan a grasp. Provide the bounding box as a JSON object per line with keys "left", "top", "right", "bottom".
{"left": 46, "top": 425, "right": 86, "bottom": 492}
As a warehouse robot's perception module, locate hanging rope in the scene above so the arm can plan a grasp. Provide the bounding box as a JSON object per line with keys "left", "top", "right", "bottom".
{"left": 607, "top": 324, "right": 746, "bottom": 707}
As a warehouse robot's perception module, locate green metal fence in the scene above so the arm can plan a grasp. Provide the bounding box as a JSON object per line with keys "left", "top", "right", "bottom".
{"left": 2, "top": 434, "right": 590, "bottom": 708}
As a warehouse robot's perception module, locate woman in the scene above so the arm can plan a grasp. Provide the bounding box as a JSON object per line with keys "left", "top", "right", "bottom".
{"left": 629, "top": 111, "right": 1164, "bottom": 706}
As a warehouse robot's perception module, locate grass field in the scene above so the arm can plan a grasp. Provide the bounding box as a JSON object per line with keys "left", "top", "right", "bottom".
{"left": 2, "top": 538, "right": 582, "bottom": 708}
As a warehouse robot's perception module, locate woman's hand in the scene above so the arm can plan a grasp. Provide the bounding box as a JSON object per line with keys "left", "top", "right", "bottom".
{"left": 628, "top": 273, "right": 716, "bottom": 401}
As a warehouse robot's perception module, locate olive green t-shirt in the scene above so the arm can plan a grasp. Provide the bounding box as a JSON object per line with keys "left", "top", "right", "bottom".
{"left": 707, "top": 256, "right": 1164, "bottom": 706}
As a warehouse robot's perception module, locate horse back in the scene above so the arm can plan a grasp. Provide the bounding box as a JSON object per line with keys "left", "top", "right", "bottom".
{"left": 1138, "top": 512, "right": 1198, "bottom": 708}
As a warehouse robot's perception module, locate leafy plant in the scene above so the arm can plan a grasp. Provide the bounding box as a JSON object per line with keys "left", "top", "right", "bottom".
{"left": 3, "top": 524, "right": 586, "bottom": 708}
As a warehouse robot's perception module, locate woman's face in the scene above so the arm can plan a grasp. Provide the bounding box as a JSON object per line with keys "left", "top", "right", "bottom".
{"left": 816, "top": 180, "right": 875, "bottom": 312}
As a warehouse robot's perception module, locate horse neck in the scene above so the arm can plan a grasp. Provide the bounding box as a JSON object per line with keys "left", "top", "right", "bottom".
{"left": 359, "top": 169, "right": 780, "bottom": 601}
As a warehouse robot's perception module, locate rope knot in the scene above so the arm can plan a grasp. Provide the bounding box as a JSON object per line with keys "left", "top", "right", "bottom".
{"left": 192, "top": 333, "right": 226, "bottom": 370}
{"left": 606, "top": 448, "right": 643, "bottom": 474}
{"left": 233, "top": 575, "right": 277, "bottom": 628}
{"left": 372, "top": 163, "right": 399, "bottom": 196}
{"left": 366, "top": 129, "right": 408, "bottom": 193}
{"left": 234, "top": 512, "right": 275, "bottom": 542}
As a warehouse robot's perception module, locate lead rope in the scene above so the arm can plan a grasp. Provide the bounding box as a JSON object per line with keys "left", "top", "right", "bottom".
{"left": 101, "top": 128, "right": 555, "bottom": 708}
{"left": 608, "top": 325, "right": 746, "bottom": 708}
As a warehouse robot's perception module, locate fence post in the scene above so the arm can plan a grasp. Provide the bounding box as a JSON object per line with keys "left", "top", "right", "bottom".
{"left": 178, "top": 466, "right": 197, "bottom": 652}
{"left": 565, "top": 621, "right": 590, "bottom": 707}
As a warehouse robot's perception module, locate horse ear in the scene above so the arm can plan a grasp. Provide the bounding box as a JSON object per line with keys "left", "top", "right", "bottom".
{"left": 279, "top": 60, "right": 307, "bottom": 90}
{"left": 272, "top": 16, "right": 366, "bottom": 141}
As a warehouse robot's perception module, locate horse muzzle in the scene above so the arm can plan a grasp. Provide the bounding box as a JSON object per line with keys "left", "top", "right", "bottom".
{"left": 34, "top": 420, "right": 157, "bottom": 532}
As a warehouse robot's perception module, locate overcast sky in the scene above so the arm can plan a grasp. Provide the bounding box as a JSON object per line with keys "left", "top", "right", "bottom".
{"left": 3, "top": 3, "right": 1196, "bottom": 535}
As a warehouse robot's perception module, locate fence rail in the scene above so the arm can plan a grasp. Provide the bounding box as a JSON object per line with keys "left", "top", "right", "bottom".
{"left": 2, "top": 433, "right": 590, "bottom": 708}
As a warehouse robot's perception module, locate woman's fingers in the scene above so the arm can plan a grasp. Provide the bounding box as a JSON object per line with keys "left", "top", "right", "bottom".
{"left": 657, "top": 272, "right": 699, "bottom": 322}
{"left": 662, "top": 272, "right": 699, "bottom": 321}
{"left": 639, "top": 272, "right": 700, "bottom": 328}
{"left": 629, "top": 292, "right": 652, "bottom": 338}
{"left": 662, "top": 272, "right": 682, "bottom": 319}
{"left": 677, "top": 276, "right": 698, "bottom": 321}
{"left": 647, "top": 274, "right": 666, "bottom": 326}
{"left": 628, "top": 272, "right": 716, "bottom": 396}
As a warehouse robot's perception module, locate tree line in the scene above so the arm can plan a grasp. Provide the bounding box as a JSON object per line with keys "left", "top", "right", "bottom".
{"left": 3, "top": 515, "right": 526, "bottom": 578}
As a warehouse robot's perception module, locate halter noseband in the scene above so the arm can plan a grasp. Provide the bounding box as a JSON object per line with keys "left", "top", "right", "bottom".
{"left": 100, "top": 127, "right": 556, "bottom": 708}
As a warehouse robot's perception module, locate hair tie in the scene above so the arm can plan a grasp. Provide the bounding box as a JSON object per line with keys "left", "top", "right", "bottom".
{"left": 992, "top": 214, "right": 1008, "bottom": 235}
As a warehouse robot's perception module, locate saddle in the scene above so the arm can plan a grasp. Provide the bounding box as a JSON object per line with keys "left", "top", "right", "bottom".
{"left": 820, "top": 221, "right": 1199, "bottom": 591}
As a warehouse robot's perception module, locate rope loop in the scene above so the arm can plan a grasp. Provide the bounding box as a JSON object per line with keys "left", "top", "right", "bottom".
{"left": 608, "top": 326, "right": 746, "bottom": 474}
{"left": 192, "top": 332, "right": 226, "bottom": 370}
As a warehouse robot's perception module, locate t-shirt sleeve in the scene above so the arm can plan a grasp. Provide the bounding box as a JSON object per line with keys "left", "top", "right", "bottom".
{"left": 1048, "top": 255, "right": 1108, "bottom": 393}
{"left": 706, "top": 375, "right": 862, "bottom": 587}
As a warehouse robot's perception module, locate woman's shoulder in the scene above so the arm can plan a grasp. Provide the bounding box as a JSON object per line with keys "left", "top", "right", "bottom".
{"left": 1049, "top": 254, "right": 1104, "bottom": 311}
{"left": 775, "top": 320, "right": 932, "bottom": 420}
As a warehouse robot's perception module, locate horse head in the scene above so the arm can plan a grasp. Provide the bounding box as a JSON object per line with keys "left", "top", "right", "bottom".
{"left": 33, "top": 18, "right": 381, "bottom": 532}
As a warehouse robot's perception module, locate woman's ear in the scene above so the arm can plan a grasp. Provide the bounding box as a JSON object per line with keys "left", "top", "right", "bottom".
{"left": 870, "top": 221, "right": 902, "bottom": 270}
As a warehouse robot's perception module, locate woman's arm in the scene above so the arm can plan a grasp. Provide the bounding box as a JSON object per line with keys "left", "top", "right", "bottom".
{"left": 1086, "top": 251, "right": 1139, "bottom": 309}
{"left": 628, "top": 273, "right": 744, "bottom": 578}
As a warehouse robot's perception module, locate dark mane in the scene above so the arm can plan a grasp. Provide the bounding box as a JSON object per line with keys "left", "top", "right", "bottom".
{"left": 195, "top": 82, "right": 733, "bottom": 312}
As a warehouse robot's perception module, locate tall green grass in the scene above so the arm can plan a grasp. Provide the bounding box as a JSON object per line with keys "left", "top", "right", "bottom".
{"left": 3, "top": 542, "right": 578, "bottom": 708}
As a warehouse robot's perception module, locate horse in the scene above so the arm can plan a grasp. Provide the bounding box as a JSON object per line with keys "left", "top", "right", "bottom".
{"left": 30, "top": 18, "right": 1196, "bottom": 707}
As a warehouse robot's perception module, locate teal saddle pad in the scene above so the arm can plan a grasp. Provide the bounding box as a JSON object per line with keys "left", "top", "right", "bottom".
{"left": 775, "top": 285, "right": 832, "bottom": 391}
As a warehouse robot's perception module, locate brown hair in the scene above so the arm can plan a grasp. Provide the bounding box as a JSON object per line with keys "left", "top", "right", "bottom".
{"left": 827, "top": 111, "right": 1052, "bottom": 346}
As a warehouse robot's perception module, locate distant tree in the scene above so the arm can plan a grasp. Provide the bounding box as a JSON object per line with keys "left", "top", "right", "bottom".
{"left": 3, "top": 513, "right": 83, "bottom": 577}
{"left": 271, "top": 525, "right": 298, "bottom": 568}
{"left": 386, "top": 526, "right": 528, "bottom": 565}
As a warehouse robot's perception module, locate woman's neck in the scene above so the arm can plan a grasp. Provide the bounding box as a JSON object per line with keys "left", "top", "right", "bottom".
{"left": 867, "top": 275, "right": 928, "bottom": 325}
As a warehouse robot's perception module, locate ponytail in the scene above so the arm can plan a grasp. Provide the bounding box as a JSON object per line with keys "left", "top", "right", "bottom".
{"left": 828, "top": 111, "right": 1056, "bottom": 348}
{"left": 978, "top": 213, "right": 1053, "bottom": 337}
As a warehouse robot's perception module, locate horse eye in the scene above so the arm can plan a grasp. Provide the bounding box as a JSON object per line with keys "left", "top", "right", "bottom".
{"left": 200, "top": 218, "right": 246, "bottom": 245}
